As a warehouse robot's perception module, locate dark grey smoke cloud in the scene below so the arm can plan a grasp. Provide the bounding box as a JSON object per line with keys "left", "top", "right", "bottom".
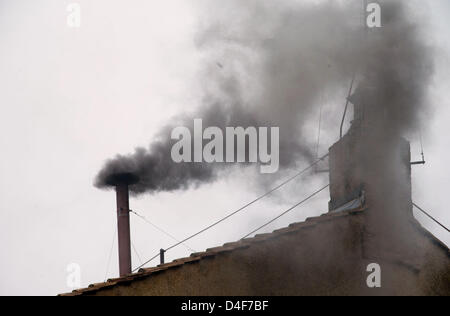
{"left": 95, "top": 0, "right": 433, "bottom": 195}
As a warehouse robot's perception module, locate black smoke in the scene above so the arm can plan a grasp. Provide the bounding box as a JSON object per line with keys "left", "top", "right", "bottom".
{"left": 95, "top": 0, "right": 433, "bottom": 195}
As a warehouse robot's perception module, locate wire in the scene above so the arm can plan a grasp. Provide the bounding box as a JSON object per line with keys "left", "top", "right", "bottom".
{"left": 130, "top": 210, "right": 196, "bottom": 253}
{"left": 241, "top": 184, "right": 330, "bottom": 239}
{"left": 131, "top": 241, "right": 143, "bottom": 266}
{"left": 133, "top": 253, "right": 161, "bottom": 272}
{"left": 132, "top": 155, "right": 329, "bottom": 272}
{"left": 104, "top": 225, "right": 117, "bottom": 282}
{"left": 316, "top": 99, "right": 324, "bottom": 159}
{"left": 163, "top": 154, "right": 329, "bottom": 254}
{"left": 413, "top": 202, "right": 450, "bottom": 233}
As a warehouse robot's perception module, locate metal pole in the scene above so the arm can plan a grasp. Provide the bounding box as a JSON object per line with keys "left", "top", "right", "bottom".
{"left": 116, "top": 184, "right": 132, "bottom": 277}
{"left": 160, "top": 249, "right": 165, "bottom": 265}
{"left": 340, "top": 76, "right": 356, "bottom": 139}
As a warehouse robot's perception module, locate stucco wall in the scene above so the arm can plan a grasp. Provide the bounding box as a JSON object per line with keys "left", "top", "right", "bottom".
{"left": 90, "top": 213, "right": 450, "bottom": 296}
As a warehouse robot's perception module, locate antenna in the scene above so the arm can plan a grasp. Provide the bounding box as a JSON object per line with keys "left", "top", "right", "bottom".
{"left": 411, "top": 129, "right": 426, "bottom": 165}
{"left": 339, "top": 0, "right": 367, "bottom": 140}
{"left": 420, "top": 128, "right": 425, "bottom": 162}
{"left": 339, "top": 75, "right": 356, "bottom": 139}
{"left": 314, "top": 97, "right": 329, "bottom": 174}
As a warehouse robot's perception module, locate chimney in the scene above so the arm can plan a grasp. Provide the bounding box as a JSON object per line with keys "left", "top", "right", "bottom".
{"left": 328, "top": 86, "right": 413, "bottom": 218}
{"left": 115, "top": 183, "right": 132, "bottom": 277}
{"left": 106, "top": 173, "right": 139, "bottom": 277}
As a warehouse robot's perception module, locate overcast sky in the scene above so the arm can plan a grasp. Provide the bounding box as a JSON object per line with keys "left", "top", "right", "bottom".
{"left": 0, "top": 0, "right": 448, "bottom": 296}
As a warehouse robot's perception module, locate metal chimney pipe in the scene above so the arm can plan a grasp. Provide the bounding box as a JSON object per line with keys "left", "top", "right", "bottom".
{"left": 115, "top": 184, "right": 132, "bottom": 277}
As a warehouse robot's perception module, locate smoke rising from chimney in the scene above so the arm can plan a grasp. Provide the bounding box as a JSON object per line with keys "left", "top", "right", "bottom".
{"left": 95, "top": 0, "right": 433, "bottom": 195}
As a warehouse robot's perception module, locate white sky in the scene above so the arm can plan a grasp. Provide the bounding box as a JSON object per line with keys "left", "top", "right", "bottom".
{"left": 0, "top": 0, "right": 448, "bottom": 295}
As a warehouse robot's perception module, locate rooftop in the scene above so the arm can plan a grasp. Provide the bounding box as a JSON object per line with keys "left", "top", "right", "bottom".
{"left": 59, "top": 206, "right": 449, "bottom": 296}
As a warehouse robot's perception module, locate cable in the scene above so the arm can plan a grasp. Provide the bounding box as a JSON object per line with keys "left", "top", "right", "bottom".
{"left": 104, "top": 225, "right": 117, "bottom": 282}
{"left": 316, "top": 99, "right": 324, "bottom": 159}
{"left": 130, "top": 210, "right": 196, "bottom": 253}
{"left": 133, "top": 253, "right": 161, "bottom": 272}
{"left": 132, "top": 155, "right": 329, "bottom": 272}
{"left": 163, "top": 154, "right": 329, "bottom": 254}
{"left": 413, "top": 202, "right": 450, "bottom": 233}
{"left": 131, "top": 241, "right": 143, "bottom": 266}
{"left": 241, "top": 184, "right": 330, "bottom": 239}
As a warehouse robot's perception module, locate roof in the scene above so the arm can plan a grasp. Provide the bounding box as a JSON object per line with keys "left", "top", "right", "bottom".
{"left": 59, "top": 206, "right": 449, "bottom": 296}
{"left": 60, "top": 207, "right": 366, "bottom": 296}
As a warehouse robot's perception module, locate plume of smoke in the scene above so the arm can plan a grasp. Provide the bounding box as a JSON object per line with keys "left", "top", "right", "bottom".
{"left": 95, "top": 0, "right": 433, "bottom": 195}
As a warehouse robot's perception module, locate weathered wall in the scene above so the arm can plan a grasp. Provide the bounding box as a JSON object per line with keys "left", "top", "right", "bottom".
{"left": 90, "top": 213, "right": 450, "bottom": 296}
{"left": 329, "top": 133, "right": 412, "bottom": 215}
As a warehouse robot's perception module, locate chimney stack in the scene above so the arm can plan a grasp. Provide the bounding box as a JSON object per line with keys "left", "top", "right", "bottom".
{"left": 106, "top": 172, "right": 139, "bottom": 277}
{"left": 115, "top": 183, "right": 132, "bottom": 277}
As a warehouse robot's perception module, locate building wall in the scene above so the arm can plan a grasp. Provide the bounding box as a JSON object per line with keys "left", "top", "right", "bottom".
{"left": 329, "top": 133, "right": 412, "bottom": 214}
{"left": 91, "top": 213, "right": 450, "bottom": 296}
